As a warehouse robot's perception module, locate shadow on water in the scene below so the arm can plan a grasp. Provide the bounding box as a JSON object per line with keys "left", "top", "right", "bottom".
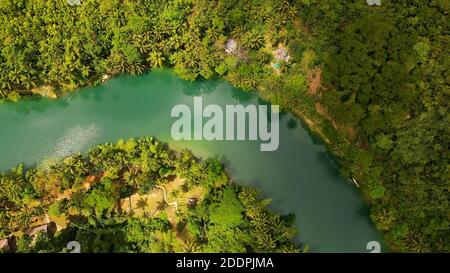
{"left": 3, "top": 81, "right": 111, "bottom": 116}
{"left": 287, "top": 118, "right": 298, "bottom": 130}
{"left": 217, "top": 154, "right": 233, "bottom": 171}
{"left": 150, "top": 68, "right": 180, "bottom": 87}
{"left": 230, "top": 88, "right": 255, "bottom": 103}
{"left": 218, "top": 154, "right": 237, "bottom": 178}
{"left": 78, "top": 84, "right": 106, "bottom": 103}
{"left": 4, "top": 96, "right": 70, "bottom": 115}
{"left": 181, "top": 78, "right": 218, "bottom": 96}
{"left": 316, "top": 151, "right": 342, "bottom": 178}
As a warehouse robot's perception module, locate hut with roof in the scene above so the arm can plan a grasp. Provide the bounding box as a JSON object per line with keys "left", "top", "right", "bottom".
{"left": 67, "top": 0, "right": 81, "bottom": 6}
{"left": 225, "top": 39, "right": 238, "bottom": 54}
{"left": 271, "top": 46, "right": 291, "bottom": 71}
{"left": 274, "top": 47, "right": 290, "bottom": 63}
{"left": 367, "top": 0, "right": 381, "bottom": 5}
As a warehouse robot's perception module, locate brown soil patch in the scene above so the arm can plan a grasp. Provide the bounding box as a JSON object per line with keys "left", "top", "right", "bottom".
{"left": 315, "top": 103, "right": 328, "bottom": 117}
{"left": 307, "top": 67, "right": 323, "bottom": 96}
{"left": 120, "top": 177, "right": 206, "bottom": 226}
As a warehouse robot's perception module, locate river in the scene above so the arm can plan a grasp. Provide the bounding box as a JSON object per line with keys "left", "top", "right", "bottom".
{"left": 0, "top": 69, "right": 384, "bottom": 252}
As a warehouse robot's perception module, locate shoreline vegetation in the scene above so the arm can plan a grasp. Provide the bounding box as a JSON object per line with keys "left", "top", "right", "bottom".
{"left": 0, "top": 137, "right": 303, "bottom": 253}
{"left": 0, "top": 1, "right": 448, "bottom": 252}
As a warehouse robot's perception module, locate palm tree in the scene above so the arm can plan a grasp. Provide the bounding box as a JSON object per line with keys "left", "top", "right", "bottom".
{"left": 168, "top": 35, "right": 183, "bottom": 50}
{"left": 332, "top": 142, "right": 346, "bottom": 158}
{"left": 372, "top": 208, "right": 396, "bottom": 231}
{"left": 287, "top": 6, "right": 299, "bottom": 20}
{"left": 147, "top": 52, "right": 166, "bottom": 67}
{"left": 133, "top": 32, "right": 154, "bottom": 55}
{"left": 268, "top": 217, "right": 283, "bottom": 232}
{"left": 228, "top": 72, "right": 246, "bottom": 89}
{"left": 32, "top": 205, "right": 46, "bottom": 219}
{"left": 280, "top": 244, "right": 301, "bottom": 253}
{"left": 279, "top": 226, "right": 296, "bottom": 241}
{"left": 127, "top": 61, "right": 146, "bottom": 75}
{"left": 152, "top": 199, "right": 168, "bottom": 216}
{"left": 25, "top": 168, "right": 39, "bottom": 183}
{"left": 405, "top": 231, "right": 430, "bottom": 253}
{"left": 1, "top": 177, "right": 22, "bottom": 205}
{"left": 136, "top": 197, "right": 148, "bottom": 216}
{"left": 16, "top": 211, "right": 33, "bottom": 230}
{"left": 106, "top": 52, "right": 128, "bottom": 75}
{"left": 182, "top": 238, "right": 200, "bottom": 253}
{"left": 169, "top": 52, "right": 184, "bottom": 66}
{"left": 231, "top": 25, "right": 246, "bottom": 37}
{"left": 244, "top": 74, "right": 259, "bottom": 89}
{"left": 74, "top": 158, "right": 90, "bottom": 177}
{"left": 258, "top": 234, "right": 276, "bottom": 250}
{"left": 0, "top": 89, "right": 7, "bottom": 99}
{"left": 250, "top": 211, "right": 269, "bottom": 230}
{"left": 206, "top": 27, "right": 221, "bottom": 41}
{"left": 8, "top": 68, "right": 22, "bottom": 85}
{"left": 63, "top": 154, "right": 89, "bottom": 178}
{"left": 123, "top": 168, "right": 140, "bottom": 189}
{"left": 152, "top": 26, "right": 165, "bottom": 42}
{"left": 158, "top": 42, "right": 172, "bottom": 56}
{"left": 242, "top": 30, "right": 264, "bottom": 50}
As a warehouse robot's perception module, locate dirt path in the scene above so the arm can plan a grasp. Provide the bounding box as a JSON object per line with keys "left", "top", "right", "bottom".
{"left": 156, "top": 185, "right": 178, "bottom": 208}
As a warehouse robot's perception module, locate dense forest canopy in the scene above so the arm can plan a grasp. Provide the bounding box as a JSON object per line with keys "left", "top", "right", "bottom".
{"left": 0, "top": 0, "right": 448, "bottom": 252}
{"left": 304, "top": 1, "right": 449, "bottom": 252}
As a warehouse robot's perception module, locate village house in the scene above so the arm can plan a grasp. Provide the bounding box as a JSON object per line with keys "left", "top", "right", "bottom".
{"left": 274, "top": 47, "right": 290, "bottom": 63}
{"left": 225, "top": 39, "right": 238, "bottom": 54}
{"left": 367, "top": 0, "right": 381, "bottom": 5}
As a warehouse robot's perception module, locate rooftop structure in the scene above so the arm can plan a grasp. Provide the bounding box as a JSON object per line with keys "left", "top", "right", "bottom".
{"left": 367, "top": 0, "right": 381, "bottom": 5}
{"left": 274, "top": 47, "right": 290, "bottom": 63}
{"left": 225, "top": 39, "right": 238, "bottom": 54}
{"left": 67, "top": 0, "right": 81, "bottom": 6}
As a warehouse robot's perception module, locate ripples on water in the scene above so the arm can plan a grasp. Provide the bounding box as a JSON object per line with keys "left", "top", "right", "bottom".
{"left": 50, "top": 124, "right": 100, "bottom": 159}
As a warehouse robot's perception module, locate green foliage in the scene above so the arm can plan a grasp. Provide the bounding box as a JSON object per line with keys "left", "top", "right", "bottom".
{"left": 303, "top": 1, "right": 449, "bottom": 252}
{"left": 83, "top": 179, "right": 117, "bottom": 217}
{"left": 209, "top": 186, "right": 245, "bottom": 228}
{"left": 242, "top": 29, "right": 265, "bottom": 50}
{"left": 48, "top": 201, "right": 62, "bottom": 217}
{"left": 0, "top": 0, "right": 447, "bottom": 253}
{"left": 0, "top": 137, "right": 300, "bottom": 253}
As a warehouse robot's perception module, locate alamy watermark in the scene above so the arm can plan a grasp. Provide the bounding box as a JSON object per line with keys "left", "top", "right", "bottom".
{"left": 170, "top": 97, "right": 279, "bottom": 151}
{"left": 67, "top": 241, "right": 81, "bottom": 253}
{"left": 366, "top": 241, "right": 381, "bottom": 253}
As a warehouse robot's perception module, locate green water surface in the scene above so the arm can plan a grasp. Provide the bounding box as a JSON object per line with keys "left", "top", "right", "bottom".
{"left": 0, "top": 70, "right": 384, "bottom": 252}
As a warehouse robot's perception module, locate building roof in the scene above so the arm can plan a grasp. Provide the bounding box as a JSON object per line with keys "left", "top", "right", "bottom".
{"left": 367, "top": 0, "right": 381, "bottom": 5}
{"left": 225, "top": 39, "right": 238, "bottom": 54}
{"left": 67, "top": 0, "right": 81, "bottom": 6}
{"left": 274, "top": 48, "right": 290, "bottom": 62}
